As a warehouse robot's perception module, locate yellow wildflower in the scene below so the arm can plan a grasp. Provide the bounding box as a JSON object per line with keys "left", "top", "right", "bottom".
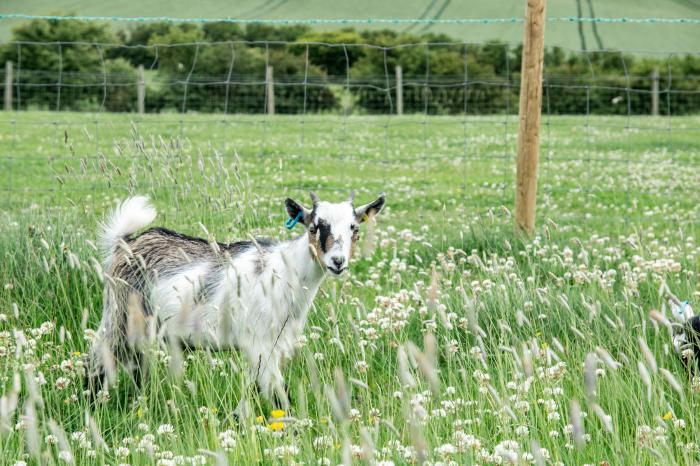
{"left": 269, "top": 421, "right": 284, "bottom": 431}
{"left": 663, "top": 411, "right": 673, "bottom": 421}
{"left": 271, "top": 409, "right": 285, "bottom": 419}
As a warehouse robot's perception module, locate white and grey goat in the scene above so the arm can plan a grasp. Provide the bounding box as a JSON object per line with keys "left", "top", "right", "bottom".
{"left": 87, "top": 192, "right": 385, "bottom": 410}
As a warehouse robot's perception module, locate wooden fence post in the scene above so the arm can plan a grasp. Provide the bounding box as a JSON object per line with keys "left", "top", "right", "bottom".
{"left": 137, "top": 65, "right": 145, "bottom": 114}
{"left": 4, "top": 61, "right": 12, "bottom": 111}
{"left": 395, "top": 65, "right": 403, "bottom": 115}
{"left": 651, "top": 67, "right": 659, "bottom": 116}
{"left": 266, "top": 65, "right": 275, "bottom": 115}
{"left": 515, "top": 0, "right": 547, "bottom": 235}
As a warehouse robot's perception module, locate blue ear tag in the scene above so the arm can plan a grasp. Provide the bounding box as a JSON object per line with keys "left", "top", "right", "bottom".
{"left": 285, "top": 211, "right": 304, "bottom": 229}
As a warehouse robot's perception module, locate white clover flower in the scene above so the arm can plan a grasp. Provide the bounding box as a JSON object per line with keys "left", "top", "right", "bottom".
{"left": 55, "top": 377, "right": 70, "bottom": 390}
{"left": 218, "top": 430, "right": 237, "bottom": 451}
{"left": 265, "top": 445, "right": 300, "bottom": 458}
{"left": 156, "top": 424, "right": 175, "bottom": 436}
{"left": 313, "top": 436, "right": 332, "bottom": 449}
{"left": 57, "top": 451, "right": 72, "bottom": 463}
{"left": 435, "top": 443, "right": 457, "bottom": 457}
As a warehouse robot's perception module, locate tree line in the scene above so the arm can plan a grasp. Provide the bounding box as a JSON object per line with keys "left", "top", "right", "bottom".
{"left": 1, "top": 17, "right": 699, "bottom": 115}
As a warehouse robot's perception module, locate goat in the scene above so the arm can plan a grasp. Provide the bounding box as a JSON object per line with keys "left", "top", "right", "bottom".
{"left": 87, "top": 192, "right": 385, "bottom": 412}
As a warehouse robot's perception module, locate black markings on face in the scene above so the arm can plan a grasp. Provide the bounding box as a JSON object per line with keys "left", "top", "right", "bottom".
{"left": 351, "top": 223, "right": 359, "bottom": 242}
{"left": 316, "top": 219, "right": 334, "bottom": 253}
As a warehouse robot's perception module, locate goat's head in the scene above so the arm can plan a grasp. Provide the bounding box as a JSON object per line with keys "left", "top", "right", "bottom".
{"left": 285, "top": 191, "right": 385, "bottom": 276}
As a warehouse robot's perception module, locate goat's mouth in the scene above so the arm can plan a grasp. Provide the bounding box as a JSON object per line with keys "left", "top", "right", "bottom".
{"left": 326, "top": 266, "right": 347, "bottom": 276}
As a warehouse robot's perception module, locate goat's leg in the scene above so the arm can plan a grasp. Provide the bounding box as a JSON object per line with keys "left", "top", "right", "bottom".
{"left": 256, "top": 350, "right": 289, "bottom": 410}
{"left": 86, "top": 286, "right": 121, "bottom": 399}
{"left": 231, "top": 349, "right": 287, "bottom": 421}
{"left": 87, "top": 284, "right": 149, "bottom": 399}
{"left": 235, "top": 348, "right": 289, "bottom": 412}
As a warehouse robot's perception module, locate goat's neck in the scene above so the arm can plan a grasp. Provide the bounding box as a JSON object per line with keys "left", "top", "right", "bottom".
{"left": 281, "top": 233, "right": 326, "bottom": 299}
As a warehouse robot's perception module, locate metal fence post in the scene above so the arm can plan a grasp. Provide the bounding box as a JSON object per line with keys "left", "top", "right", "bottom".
{"left": 396, "top": 65, "right": 403, "bottom": 115}
{"left": 651, "top": 67, "right": 659, "bottom": 116}
{"left": 137, "top": 64, "right": 145, "bottom": 114}
{"left": 266, "top": 65, "right": 275, "bottom": 115}
{"left": 4, "top": 61, "right": 12, "bottom": 111}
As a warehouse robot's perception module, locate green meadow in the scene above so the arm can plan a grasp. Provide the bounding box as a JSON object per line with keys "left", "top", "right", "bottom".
{"left": 0, "top": 111, "right": 699, "bottom": 465}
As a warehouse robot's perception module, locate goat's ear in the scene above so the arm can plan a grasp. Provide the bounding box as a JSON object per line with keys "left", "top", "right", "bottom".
{"left": 285, "top": 198, "right": 312, "bottom": 226}
{"left": 355, "top": 194, "right": 385, "bottom": 223}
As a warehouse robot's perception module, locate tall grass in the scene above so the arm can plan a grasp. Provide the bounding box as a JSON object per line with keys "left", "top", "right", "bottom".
{"left": 0, "top": 112, "right": 699, "bottom": 465}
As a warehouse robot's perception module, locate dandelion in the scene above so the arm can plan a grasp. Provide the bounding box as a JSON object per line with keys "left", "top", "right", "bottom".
{"left": 268, "top": 421, "right": 284, "bottom": 432}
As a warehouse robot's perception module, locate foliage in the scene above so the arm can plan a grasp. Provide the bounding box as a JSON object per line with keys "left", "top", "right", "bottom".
{"left": 2, "top": 17, "right": 700, "bottom": 114}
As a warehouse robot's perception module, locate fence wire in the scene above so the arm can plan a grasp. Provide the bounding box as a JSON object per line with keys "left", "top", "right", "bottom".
{"left": 0, "top": 38, "right": 698, "bottom": 231}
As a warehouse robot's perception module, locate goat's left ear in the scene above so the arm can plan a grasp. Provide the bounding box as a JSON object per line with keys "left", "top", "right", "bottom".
{"left": 285, "top": 198, "right": 312, "bottom": 226}
{"left": 355, "top": 194, "right": 385, "bottom": 223}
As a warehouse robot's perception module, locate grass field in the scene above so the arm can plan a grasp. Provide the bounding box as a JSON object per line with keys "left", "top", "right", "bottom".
{"left": 0, "top": 111, "right": 699, "bottom": 465}
{"left": 1, "top": 0, "right": 700, "bottom": 52}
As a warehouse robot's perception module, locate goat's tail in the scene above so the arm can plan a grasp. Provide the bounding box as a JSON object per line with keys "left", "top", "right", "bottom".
{"left": 99, "top": 195, "right": 156, "bottom": 264}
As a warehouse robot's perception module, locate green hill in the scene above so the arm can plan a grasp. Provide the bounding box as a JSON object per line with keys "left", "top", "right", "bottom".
{"left": 1, "top": 0, "right": 699, "bottom": 52}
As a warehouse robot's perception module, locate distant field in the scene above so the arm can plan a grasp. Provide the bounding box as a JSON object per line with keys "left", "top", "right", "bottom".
{"left": 1, "top": 0, "right": 700, "bottom": 52}
{"left": 1, "top": 112, "right": 699, "bottom": 234}
{"left": 0, "top": 111, "right": 699, "bottom": 465}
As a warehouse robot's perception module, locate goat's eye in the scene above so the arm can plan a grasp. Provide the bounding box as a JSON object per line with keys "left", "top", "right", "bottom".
{"left": 351, "top": 224, "right": 359, "bottom": 232}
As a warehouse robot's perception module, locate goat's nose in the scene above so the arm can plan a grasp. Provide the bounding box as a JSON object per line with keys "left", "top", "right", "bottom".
{"left": 331, "top": 256, "right": 345, "bottom": 269}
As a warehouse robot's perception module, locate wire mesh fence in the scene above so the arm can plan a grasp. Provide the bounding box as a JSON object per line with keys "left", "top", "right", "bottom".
{"left": 0, "top": 28, "right": 699, "bottom": 233}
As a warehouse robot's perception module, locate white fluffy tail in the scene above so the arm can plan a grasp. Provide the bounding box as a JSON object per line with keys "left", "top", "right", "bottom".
{"left": 99, "top": 196, "right": 156, "bottom": 265}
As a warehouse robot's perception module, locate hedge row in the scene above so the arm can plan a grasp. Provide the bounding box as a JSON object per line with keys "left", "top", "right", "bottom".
{"left": 1, "top": 18, "right": 699, "bottom": 114}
